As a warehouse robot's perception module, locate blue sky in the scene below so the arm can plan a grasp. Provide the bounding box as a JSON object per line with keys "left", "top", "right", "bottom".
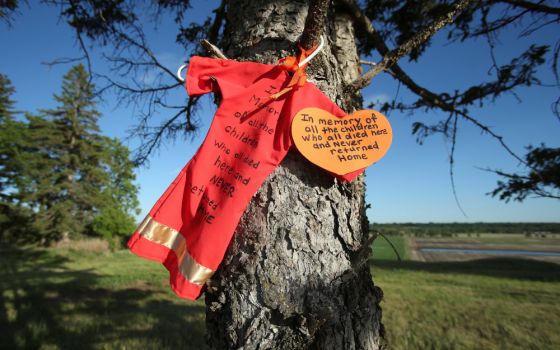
{"left": 1, "top": 1, "right": 558, "bottom": 223}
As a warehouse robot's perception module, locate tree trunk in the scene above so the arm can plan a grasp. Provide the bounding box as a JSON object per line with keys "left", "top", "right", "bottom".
{"left": 205, "top": 1, "right": 384, "bottom": 348}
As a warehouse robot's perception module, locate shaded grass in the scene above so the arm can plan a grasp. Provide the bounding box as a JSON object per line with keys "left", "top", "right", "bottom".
{"left": 374, "top": 257, "right": 560, "bottom": 282}
{"left": 0, "top": 245, "right": 206, "bottom": 350}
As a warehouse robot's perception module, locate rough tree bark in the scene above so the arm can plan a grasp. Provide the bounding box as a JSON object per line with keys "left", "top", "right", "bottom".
{"left": 205, "top": 1, "right": 384, "bottom": 349}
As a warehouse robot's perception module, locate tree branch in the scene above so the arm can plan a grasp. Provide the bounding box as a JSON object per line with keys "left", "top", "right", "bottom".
{"left": 208, "top": 0, "right": 226, "bottom": 45}
{"left": 481, "top": 167, "right": 560, "bottom": 201}
{"left": 131, "top": 106, "right": 189, "bottom": 166}
{"left": 113, "top": 25, "right": 182, "bottom": 84}
{"left": 42, "top": 56, "right": 87, "bottom": 67}
{"left": 342, "top": 0, "right": 529, "bottom": 167}
{"left": 375, "top": 231, "right": 402, "bottom": 261}
{"left": 201, "top": 39, "right": 228, "bottom": 59}
{"left": 455, "top": 110, "right": 526, "bottom": 165}
{"left": 449, "top": 113, "right": 468, "bottom": 217}
{"left": 359, "top": 60, "right": 376, "bottom": 66}
{"left": 339, "top": 0, "right": 555, "bottom": 208}
{"left": 348, "top": 0, "right": 477, "bottom": 91}
{"left": 300, "top": 0, "right": 330, "bottom": 50}
{"left": 97, "top": 75, "right": 181, "bottom": 95}
{"left": 75, "top": 29, "right": 94, "bottom": 84}
{"left": 499, "top": 0, "right": 560, "bottom": 15}
{"left": 0, "top": 1, "right": 20, "bottom": 25}
{"left": 463, "top": 5, "right": 533, "bottom": 39}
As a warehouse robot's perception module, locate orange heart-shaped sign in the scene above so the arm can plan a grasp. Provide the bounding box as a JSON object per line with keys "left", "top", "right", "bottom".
{"left": 291, "top": 108, "right": 392, "bottom": 175}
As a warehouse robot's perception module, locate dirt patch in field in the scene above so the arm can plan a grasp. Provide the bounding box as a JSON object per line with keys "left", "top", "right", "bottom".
{"left": 53, "top": 238, "right": 111, "bottom": 254}
{"left": 411, "top": 238, "right": 560, "bottom": 263}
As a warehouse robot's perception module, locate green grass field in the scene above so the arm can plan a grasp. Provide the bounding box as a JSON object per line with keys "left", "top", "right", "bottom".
{"left": 1, "top": 238, "right": 559, "bottom": 349}
{"left": 371, "top": 234, "right": 560, "bottom": 350}
{"left": 372, "top": 234, "right": 409, "bottom": 260}
{"left": 372, "top": 258, "right": 560, "bottom": 349}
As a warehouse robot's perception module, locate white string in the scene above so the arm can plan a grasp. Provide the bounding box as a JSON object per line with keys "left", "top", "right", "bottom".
{"left": 177, "top": 63, "right": 188, "bottom": 82}
{"left": 176, "top": 36, "right": 324, "bottom": 81}
{"left": 298, "top": 36, "right": 324, "bottom": 67}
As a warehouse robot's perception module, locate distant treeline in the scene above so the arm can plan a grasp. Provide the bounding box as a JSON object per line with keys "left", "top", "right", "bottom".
{"left": 370, "top": 223, "right": 560, "bottom": 237}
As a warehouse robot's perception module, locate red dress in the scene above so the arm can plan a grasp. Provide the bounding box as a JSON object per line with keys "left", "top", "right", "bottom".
{"left": 128, "top": 56, "right": 364, "bottom": 300}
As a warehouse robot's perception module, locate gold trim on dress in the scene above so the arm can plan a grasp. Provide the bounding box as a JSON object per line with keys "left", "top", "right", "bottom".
{"left": 136, "top": 216, "right": 215, "bottom": 286}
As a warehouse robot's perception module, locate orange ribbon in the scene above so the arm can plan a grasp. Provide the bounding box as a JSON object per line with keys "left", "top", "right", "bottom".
{"left": 270, "top": 43, "right": 319, "bottom": 100}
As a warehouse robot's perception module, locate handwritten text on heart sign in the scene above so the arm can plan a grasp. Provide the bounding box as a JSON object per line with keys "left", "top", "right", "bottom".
{"left": 291, "top": 108, "right": 393, "bottom": 176}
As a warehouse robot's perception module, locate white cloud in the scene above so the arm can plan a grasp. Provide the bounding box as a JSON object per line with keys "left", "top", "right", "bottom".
{"left": 364, "top": 93, "right": 391, "bottom": 106}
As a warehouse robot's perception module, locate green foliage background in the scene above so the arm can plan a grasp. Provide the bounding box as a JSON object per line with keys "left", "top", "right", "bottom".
{"left": 0, "top": 66, "right": 139, "bottom": 246}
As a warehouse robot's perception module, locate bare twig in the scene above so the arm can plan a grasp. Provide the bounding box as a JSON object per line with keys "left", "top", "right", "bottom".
{"left": 455, "top": 109, "right": 526, "bottom": 166}
{"left": 0, "top": 1, "right": 19, "bottom": 25}
{"left": 75, "top": 29, "right": 94, "bottom": 84}
{"left": 466, "top": 5, "right": 532, "bottom": 39}
{"left": 375, "top": 231, "right": 402, "bottom": 261}
{"left": 387, "top": 80, "right": 401, "bottom": 118}
{"left": 132, "top": 106, "right": 189, "bottom": 166}
{"left": 449, "top": 114, "right": 468, "bottom": 218}
{"left": 42, "top": 56, "right": 87, "bottom": 66}
{"left": 359, "top": 60, "right": 376, "bottom": 66}
{"left": 98, "top": 75, "right": 181, "bottom": 95}
{"left": 499, "top": 0, "right": 560, "bottom": 15}
{"left": 113, "top": 25, "right": 182, "bottom": 84}
{"left": 553, "top": 96, "right": 560, "bottom": 123}
{"left": 201, "top": 39, "right": 228, "bottom": 59}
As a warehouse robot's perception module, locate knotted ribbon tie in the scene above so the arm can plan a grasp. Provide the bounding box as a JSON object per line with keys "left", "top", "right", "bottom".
{"left": 270, "top": 43, "right": 320, "bottom": 100}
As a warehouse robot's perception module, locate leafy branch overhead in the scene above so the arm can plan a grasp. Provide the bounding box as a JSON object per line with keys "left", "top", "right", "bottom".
{"left": 13, "top": 0, "right": 559, "bottom": 201}
{"left": 341, "top": 0, "right": 559, "bottom": 202}
{"left": 487, "top": 145, "right": 560, "bottom": 201}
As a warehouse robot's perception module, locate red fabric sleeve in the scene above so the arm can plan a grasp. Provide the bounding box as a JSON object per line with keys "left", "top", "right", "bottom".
{"left": 186, "top": 56, "right": 277, "bottom": 98}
